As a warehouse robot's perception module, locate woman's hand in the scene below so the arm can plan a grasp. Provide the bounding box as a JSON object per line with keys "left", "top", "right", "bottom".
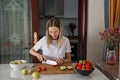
{"left": 56, "top": 57, "right": 64, "bottom": 65}
{"left": 37, "top": 54, "right": 47, "bottom": 62}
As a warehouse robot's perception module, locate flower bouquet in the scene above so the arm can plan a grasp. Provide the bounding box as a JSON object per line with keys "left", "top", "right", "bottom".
{"left": 99, "top": 27, "right": 120, "bottom": 50}
{"left": 99, "top": 27, "right": 120, "bottom": 64}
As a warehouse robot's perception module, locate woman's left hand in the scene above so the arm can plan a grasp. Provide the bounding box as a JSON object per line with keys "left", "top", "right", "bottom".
{"left": 56, "top": 57, "right": 64, "bottom": 65}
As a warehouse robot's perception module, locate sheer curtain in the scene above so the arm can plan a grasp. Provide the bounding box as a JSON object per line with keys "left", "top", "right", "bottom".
{"left": 0, "top": 0, "right": 31, "bottom": 63}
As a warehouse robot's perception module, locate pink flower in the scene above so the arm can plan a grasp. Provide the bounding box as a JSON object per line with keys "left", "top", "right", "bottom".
{"left": 99, "top": 27, "right": 120, "bottom": 48}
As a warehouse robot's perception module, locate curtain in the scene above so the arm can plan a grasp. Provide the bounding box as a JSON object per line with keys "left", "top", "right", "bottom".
{"left": 103, "top": 0, "right": 108, "bottom": 61}
{"left": 108, "top": 0, "right": 120, "bottom": 61}
{"left": 0, "top": 0, "right": 31, "bottom": 63}
{"left": 104, "top": 0, "right": 120, "bottom": 61}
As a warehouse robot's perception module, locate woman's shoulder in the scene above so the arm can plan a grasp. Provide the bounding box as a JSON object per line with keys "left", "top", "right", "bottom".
{"left": 38, "top": 36, "right": 46, "bottom": 41}
{"left": 62, "top": 36, "right": 69, "bottom": 41}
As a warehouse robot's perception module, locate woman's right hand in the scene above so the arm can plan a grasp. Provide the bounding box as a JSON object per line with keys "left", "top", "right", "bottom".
{"left": 36, "top": 54, "right": 47, "bottom": 62}
{"left": 29, "top": 47, "right": 47, "bottom": 62}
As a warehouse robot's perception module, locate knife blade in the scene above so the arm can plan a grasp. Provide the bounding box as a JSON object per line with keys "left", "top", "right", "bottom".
{"left": 42, "top": 60, "right": 57, "bottom": 65}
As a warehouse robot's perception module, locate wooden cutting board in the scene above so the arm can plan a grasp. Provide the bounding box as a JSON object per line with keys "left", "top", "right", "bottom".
{"left": 30, "top": 63, "right": 76, "bottom": 74}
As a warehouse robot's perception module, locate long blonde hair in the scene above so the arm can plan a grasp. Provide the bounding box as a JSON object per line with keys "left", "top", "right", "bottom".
{"left": 46, "top": 17, "right": 62, "bottom": 47}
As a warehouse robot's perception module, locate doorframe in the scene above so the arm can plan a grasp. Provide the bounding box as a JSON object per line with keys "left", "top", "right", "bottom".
{"left": 78, "top": 0, "right": 88, "bottom": 60}
{"left": 30, "top": 0, "right": 88, "bottom": 62}
{"left": 30, "top": 0, "right": 39, "bottom": 62}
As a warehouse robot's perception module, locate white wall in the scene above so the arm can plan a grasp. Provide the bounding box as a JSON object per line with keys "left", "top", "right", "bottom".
{"left": 87, "top": 0, "right": 105, "bottom": 62}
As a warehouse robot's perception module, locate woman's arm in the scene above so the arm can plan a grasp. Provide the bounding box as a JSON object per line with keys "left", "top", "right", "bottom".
{"left": 64, "top": 52, "right": 71, "bottom": 63}
{"left": 56, "top": 52, "right": 71, "bottom": 65}
{"left": 29, "top": 47, "right": 46, "bottom": 62}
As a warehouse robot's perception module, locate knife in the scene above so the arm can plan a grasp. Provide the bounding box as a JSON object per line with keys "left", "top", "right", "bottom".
{"left": 42, "top": 60, "right": 57, "bottom": 65}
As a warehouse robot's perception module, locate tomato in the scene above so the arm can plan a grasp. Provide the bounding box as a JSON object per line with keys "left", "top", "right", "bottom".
{"left": 77, "top": 66, "right": 81, "bottom": 70}
{"left": 52, "top": 65, "right": 57, "bottom": 67}
{"left": 42, "top": 67, "right": 47, "bottom": 71}
{"left": 38, "top": 67, "right": 42, "bottom": 72}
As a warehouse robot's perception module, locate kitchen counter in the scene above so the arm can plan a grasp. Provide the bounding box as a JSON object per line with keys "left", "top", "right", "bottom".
{"left": 0, "top": 63, "right": 109, "bottom": 80}
{"left": 95, "top": 61, "right": 120, "bottom": 80}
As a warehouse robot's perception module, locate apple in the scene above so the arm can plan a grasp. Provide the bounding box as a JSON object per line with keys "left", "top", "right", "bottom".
{"left": 79, "top": 60, "right": 83, "bottom": 64}
{"left": 17, "top": 60, "right": 23, "bottom": 64}
{"left": 32, "top": 72, "right": 40, "bottom": 79}
{"left": 67, "top": 66, "right": 73, "bottom": 70}
{"left": 21, "top": 68, "right": 28, "bottom": 75}
{"left": 60, "top": 66, "right": 66, "bottom": 70}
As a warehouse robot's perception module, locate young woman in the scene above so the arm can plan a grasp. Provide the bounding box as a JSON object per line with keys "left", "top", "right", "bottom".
{"left": 29, "top": 17, "right": 71, "bottom": 65}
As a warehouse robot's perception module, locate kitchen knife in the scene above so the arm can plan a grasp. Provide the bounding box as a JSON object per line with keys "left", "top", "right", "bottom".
{"left": 42, "top": 60, "right": 57, "bottom": 65}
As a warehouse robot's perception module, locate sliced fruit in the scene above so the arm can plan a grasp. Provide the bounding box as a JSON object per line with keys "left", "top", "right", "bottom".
{"left": 67, "top": 66, "right": 73, "bottom": 70}
{"left": 60, "top": 66, "right": 66, "bottom": 70}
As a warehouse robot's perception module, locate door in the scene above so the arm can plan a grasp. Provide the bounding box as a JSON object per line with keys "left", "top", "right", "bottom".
{"left": 0, "top": 0, "right": 31, "bottom": 63}
{"left": 30, "top": 0, "right": 39, "bottom": 63}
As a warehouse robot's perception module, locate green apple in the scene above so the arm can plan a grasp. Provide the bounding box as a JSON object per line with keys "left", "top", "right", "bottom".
{"left": 17, "top": 60, "right": 23, "bottom": 64}
{"left": 32, "top": 72, "right": 40, "bottom": 79}
{"left": 12, "top": 61, "right": 18, "bottom": 64}
{"left": 60, "top": 66, "right": 66, "bottom": 70}
{"left": 22, "top": 68, "right": 28, "bottom": 75}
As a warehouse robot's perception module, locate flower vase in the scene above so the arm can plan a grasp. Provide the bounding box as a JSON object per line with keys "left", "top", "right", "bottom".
{"left": 106, "top": 48, "right": 117, "bottom": 65}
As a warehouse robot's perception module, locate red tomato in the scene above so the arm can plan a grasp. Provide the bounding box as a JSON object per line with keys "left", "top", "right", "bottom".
{"left": 38, "top": 67, "right": 42, "bottom": 72}
{"left": 75, "top": 63, "right": 79, "bottom": 68}
{"left": 42, "top": 67, "right": 47, "bottom": 71}
{"left": 77, "top": 66, "right": 81, "bottom": 70}
{"left": 86, "top": 67, "right": 91, "bottom": 71}
{"left": 52, "top": 65, "right": 57, "bottom": 67}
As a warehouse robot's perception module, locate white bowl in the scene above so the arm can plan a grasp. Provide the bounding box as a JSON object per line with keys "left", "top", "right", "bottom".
{"left": 10, "top": 60, "right": 27, "bottom": 70}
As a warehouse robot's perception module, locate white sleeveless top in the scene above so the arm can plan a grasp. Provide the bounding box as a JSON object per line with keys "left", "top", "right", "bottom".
{"left": 33, "top": 36, "right": 71, "bottom": 60}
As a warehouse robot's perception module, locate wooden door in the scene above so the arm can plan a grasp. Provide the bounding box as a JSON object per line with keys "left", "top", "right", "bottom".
{"left": 30, "top": 0, "right": 40, "bottom": 63}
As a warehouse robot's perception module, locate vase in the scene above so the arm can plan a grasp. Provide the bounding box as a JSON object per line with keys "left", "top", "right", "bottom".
{"left": 106, "top": 48, "right": 117, "bottom": 65}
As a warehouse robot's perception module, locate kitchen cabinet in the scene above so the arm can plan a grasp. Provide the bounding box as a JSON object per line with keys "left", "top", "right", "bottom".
{"left": 70, "top": 41, "right": 78, "bottom": 62}
{"left": 39, "top": 0, "right": 64, "bottom": 16}
{"left": 64, "top": 0, "right": 78, "bottom": 18}
{"left": 39, "top": 0, "right": 78, "bottom": 18}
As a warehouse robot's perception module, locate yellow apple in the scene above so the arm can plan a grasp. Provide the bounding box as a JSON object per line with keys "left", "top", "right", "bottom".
{"left": 17, "top": 60, "right": 23, "bottom": 64}
{"left": 79, "top": 60, "right": 83, "bottom": 64}
{"left": 60, "top": 66, "right": 66, "bottom": 70}
{"left": 32, "top": 72, "right": 40, "bottom": 79}
{"left": 21, "top": 68, "right": 28, "bottom": 75}
{"left": 67, "top": 66, "right": 73, "bottom": 70}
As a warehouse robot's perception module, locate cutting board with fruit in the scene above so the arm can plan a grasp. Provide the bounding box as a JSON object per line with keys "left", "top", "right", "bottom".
{"left": 30, "top": 63, "right": 76, "bottom": 74}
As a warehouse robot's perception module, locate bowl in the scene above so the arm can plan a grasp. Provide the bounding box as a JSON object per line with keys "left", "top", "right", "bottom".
{"left": 75, "top": 67, "right": 94, "bottom": 76}
{"left": 10, "top": 60, "right": 27, "bottom": 70}
{"left": 74, "top": 60, "right": 95, "bottom": 76}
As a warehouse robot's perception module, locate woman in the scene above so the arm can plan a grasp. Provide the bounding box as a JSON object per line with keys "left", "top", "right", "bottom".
{"left": 29, "top": 17, "right": 71, "bottom": 65}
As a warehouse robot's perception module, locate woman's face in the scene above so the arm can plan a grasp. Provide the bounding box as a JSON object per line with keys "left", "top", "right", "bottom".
{"left": 49, "top": 26, "right": 60, "bottom": 40}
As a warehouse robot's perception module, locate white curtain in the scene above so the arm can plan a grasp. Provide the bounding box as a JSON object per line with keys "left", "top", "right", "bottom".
{"left": 0, "top": 0, "right": 31, "bottom": 63}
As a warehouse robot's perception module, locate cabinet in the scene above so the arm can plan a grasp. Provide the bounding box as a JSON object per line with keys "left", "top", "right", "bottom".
{"left": 39, "top": 0, "right": 64, "bottom": 16}
{"left": 39, "top": 0, "right": 78, "bottom": 18}
{"left": 70, "top": 42, "right": 78, "bottom": 62}
{"left": 64, "top": 0, "right": 78, "bottom": 18}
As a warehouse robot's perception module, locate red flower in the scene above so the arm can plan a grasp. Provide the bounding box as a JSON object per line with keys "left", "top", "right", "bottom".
{"left": 99, "top": 27, "right": 120, "bottom": 48}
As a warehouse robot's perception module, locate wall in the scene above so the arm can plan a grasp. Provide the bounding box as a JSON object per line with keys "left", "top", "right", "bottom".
{"left": 87, "top": 0, "right": 105, "bottom": 62}
{"left": 39, "top": 18, "right": 78, "bottom": 37}
{"left": 39, "top": 0, "right": 105, "bottom": 62}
